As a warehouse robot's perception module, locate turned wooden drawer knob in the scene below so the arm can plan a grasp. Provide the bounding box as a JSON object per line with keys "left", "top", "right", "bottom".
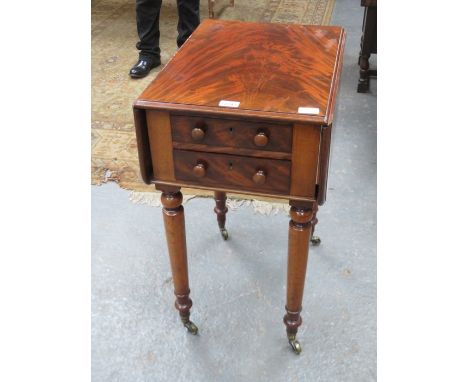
{"left": 254, "top": 131, "right": 269, "bottom": 147}
{"left": 191, "top": 126, "right": 205, "bottom": 141}
{"left": 252, "top": 170, "right": 266, "bottom": 185}
{"left": 193, "top": 162, "right": 206, "bottom": 178}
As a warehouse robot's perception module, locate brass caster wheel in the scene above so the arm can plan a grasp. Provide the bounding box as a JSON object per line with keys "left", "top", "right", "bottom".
{"left": 220, "top": 228, "right": 229, "bottom": 240}
{"left": 288, "top": 335, "right": 302, "bottom": 355}
{"left": 182, "top": 320, "right": 198, "bottom": 335}
{"left": 310, "top": 235, "right": 321, "bottom": 246}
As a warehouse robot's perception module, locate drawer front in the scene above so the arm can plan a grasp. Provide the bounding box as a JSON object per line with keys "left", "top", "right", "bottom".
{"left": 173, "top": 150, "right": 291, "bottom": 194}
{"left": 171, "top": 115, "right": 292, "bottom": 153}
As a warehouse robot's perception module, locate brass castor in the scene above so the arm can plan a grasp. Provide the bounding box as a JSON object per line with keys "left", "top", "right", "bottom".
{"left": 220, "top": 228, "right": 229, "bottom": 240}
{"left": 182, "top": 319, "right": 198, "bottom": 335}
{"left": 288, "top": 334, "right": 302, "bottom": 355}
{"left": 310, "top": 235, "right": 321, "bottom": 246}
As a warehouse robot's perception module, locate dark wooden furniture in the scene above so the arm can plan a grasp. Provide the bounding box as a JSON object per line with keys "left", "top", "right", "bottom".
{"left": 357, "top": 0, "right": 377, "bottom": 93}
{"left": 133, "top": 19, "right": 346, "bottom": 354}
{"left": 208, "top": 0, "right": 234, "bottom": 19}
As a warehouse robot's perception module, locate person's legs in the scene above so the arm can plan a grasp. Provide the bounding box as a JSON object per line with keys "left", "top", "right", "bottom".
{"left": 176, "top": 0, "right": 200, "bottom": 48}
{"left": 135, "top": 0, "right": 163, "bottom": 59}
{"left": 130, "top": 0, "right": 162, "bottom": 78}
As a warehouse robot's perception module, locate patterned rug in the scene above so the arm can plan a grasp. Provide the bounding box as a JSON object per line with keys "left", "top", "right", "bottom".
{"left": 92, "top": 0, "right": 335, "bottom": 206}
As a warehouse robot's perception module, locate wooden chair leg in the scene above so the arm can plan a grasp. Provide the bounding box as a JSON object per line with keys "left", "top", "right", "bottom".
{"left": 209, "top": 0, "right": 233, "bottom": 19}
{"left": 283, "top": 201, "right": 318, "bottom": 354}
{"left": 357, "top": 54, "right": 370, "bottom": 93}
{"left": 160, "top": 186, "right": 198, "bottom": 335}
{"left": 209, "top": 0, "right": 215, "bottom": 18}
{"left": 357, "top": 6, "right": 377, "bottom": 93}
{"left": 214, "top": 191, "right": 228, "bottom": 240}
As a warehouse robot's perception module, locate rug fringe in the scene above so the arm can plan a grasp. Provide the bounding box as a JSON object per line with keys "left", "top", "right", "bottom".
{"left": 129, "top": 191, "right": 289, "bottom": 215}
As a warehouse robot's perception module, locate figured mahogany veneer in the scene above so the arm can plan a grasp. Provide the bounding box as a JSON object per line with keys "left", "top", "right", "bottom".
{"left": 133, "top": 19, "right": 346, "bottom": 354}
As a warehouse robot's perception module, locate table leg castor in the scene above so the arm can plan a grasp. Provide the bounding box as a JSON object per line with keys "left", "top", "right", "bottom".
{"left": 182, "top": 318, "right": 199, "bottom": 335}
{"left": 288, "top": 334, "right": 302, "bottom": 355}
{"left": 220, "top": 227, "right": 229, "bottom": 240}
{"left": 310, "top": 235, "right": 321, "bottom": 246}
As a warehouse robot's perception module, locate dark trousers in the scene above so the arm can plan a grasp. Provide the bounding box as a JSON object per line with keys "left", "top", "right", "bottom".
{"left": 135, "top": 0, "right": 200, "bottom": 59}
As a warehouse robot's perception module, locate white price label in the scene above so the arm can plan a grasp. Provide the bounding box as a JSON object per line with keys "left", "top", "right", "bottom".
{"left": 219, "top": 100, "right": 240, "bottom": 108}
{"left": 298, "top": 107, "right": 320, "bottom": 115}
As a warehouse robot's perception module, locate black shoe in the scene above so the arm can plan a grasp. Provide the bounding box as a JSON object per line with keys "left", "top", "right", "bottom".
{"left": 129, "top": 57, "right": 161, "bottom": 79}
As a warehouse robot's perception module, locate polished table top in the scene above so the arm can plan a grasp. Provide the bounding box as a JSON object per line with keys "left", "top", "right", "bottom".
{"left": 135, "top": 19, "right": 345, "bottom": 125}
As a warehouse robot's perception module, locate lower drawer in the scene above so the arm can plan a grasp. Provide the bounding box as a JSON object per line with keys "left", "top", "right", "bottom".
{"left": 173, "top": 150, "right": 291, "bottom": 194}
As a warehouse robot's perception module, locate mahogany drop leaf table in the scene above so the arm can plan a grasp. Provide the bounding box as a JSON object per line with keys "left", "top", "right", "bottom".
{"left": 133, "top": 19, "right": 346, "bottom": 354}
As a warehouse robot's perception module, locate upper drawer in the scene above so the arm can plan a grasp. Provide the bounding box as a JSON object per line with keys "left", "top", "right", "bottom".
{"left": 171, "top": 115, "right": 292, "bottom": 153}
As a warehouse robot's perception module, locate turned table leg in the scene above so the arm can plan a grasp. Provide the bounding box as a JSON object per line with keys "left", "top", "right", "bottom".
{"left": 310, "top": 206, "right": 321, "bottom": 246}
{"left": 214, "top": 191, "right": 228, "bottom": 240}
{"left": 160, "top": 186, "right": 198, "bottom": 335}
{"left": 283, "top": 201, "right": 318, "bottom": 354}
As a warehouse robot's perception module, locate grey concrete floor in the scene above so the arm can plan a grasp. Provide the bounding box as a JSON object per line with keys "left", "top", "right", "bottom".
{"left": 91, "top": 0, "right": 376, "bottom": 380}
